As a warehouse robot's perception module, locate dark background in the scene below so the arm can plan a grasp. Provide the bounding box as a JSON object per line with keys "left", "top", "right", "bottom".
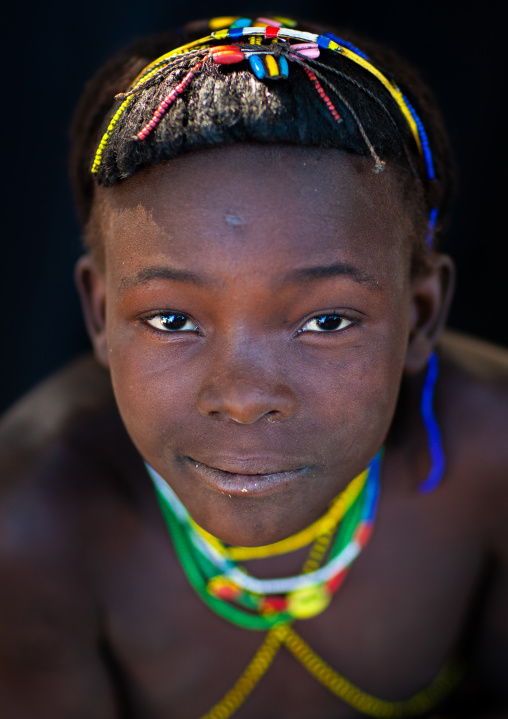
{"left": 2, "top": 1, "right": 507, "bottom": 413}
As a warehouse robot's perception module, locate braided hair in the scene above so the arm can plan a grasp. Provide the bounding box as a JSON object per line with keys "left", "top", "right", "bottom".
{"left": 70, "top": 16, "right": 455, "bottom": 272}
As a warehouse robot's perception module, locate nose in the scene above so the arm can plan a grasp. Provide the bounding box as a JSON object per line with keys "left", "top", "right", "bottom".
{"left": 196, "top": 353, "right": 298, "bottom": 424}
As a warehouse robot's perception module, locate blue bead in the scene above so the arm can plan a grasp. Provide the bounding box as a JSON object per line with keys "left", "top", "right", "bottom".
{"left": 228, "top": 27, "right": 244, "bottom": 38}
{"left": 325, "top": 33, "right": 369, "bottom": 60}
{"left": 230, "top": 18, "right": 252, "bottom": 28}
{"left": 249, "top": 54, "right": 266, "bottom": 79}
{"left": 316, "top": 35, "right": 331, "bottom": 49}
{"left": 278, "top": 55, "right": 289, "bottom": 77}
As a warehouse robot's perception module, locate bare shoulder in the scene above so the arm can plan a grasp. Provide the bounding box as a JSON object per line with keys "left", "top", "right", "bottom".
{"left": 0, "top": 356, "right": 145, "bottom": 716}
{"left": 438, "top": 330, "right": 508, "bottom": 551}
{"left": 440, "top": 329, "right": 508, "bottom": 382}
{"left": 0, "top": 353, "right": 145, "bottom": 558}
{"left": 439, "top": 329, "right": 508, "bottom": 439}
{"left": 0, "top": 353, "right": 126, "bottom": 602}
{"left": 0, "top": 353, "right": 114, "bottom": 464}
{"left": 0, "top": 354, "right": 124, "bottom": 557}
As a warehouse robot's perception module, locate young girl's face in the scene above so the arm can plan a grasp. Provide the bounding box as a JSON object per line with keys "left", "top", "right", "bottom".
{"left": 86, "top": 145, "right": 418, "bottom": 545}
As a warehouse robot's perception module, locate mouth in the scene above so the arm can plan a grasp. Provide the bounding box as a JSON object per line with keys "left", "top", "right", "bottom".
{"left": 184, "top": 456, "right": 310, "bottom": 498}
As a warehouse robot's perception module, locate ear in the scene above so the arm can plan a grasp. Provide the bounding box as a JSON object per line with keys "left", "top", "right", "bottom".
{"left": 404, "top": 254, "right": 455, "bottom": 374}
{"left": 75, "top": 255, "right": 110, "bottom": 368}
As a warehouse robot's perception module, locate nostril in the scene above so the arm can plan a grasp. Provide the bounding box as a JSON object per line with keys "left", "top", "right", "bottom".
{"left": 197, "top": 378, "right": 298, "bottom": 423}
{"left": 266, "top": 409, "right": 280, "bottom": 422}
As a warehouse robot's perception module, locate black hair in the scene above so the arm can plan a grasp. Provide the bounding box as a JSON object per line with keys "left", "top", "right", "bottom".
{"left": 70, "top": 16, "right": 455, "bottom": 271}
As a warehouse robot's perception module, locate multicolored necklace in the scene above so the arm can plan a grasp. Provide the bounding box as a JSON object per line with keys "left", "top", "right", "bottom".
{"left": 147, "top": 451, "right": 380, "bottom": 629}
{"left": 146, "top": 444, "right": 461, "bottom": 718}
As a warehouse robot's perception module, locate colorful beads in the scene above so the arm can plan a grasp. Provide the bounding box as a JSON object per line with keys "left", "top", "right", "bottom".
{"left": 287, "top": 585, "right": 331, "bottom": 618}
{"left": 325, "top": 33, "right": 369, "bottom": 60}
{"left": 261, "top": 596, "right": 288, "bottom": 614}
{"left": 91, "top": 15, "right": 438, "bottom": 254}
{"left": 209, "top": 16, "right": 239, "bottom": 30}
{"left": 271, "top": 15, "right": 298, "bottom": 27}
{"left": 326, "top": 569, "right": 347, "bottom": 593}
{"left": 135, "top": 60, "right": 205, "bottom": 141}
{"left": 264, "top": 26, "right": 279, "bottom": 39}
{"left": 355, "top": 521, "right": 373, "bottom": 548}
{"left": 212, "top": 28, "right": 230, "bottom": 40}
{"left": 208, "top": 15, "right": 297, "bottom": 32}
{"left": 249, "top": 53, "right": 288, "bottom": 80}
{"left": 280, "top": 627, "right": 463, "bottom": 719}
{"left": 208, "top": 576, "right": 242, "bottom": 600}
{"left": 290, "top": 42, "right": 320, "bottom": 59}
{"left": 301, "top": 65, "right": 342, "bottom": 124}
{"left": 316, "top": 35, "right": 333, "bottom": 50}
{"left": 228, "top": 27, "right": 244, "bottom": 39}
{"left": 256, "top": 17, "right": 282, "bottom": 27}
{"left": 210, "top": 46, "right": 245, "bottom": 64}
{"left": 142, "top": 452, "right": 458, "bottom": 718}
{"left": 147, "top": 450, "right": 381, "bottom": 629}
{"left": 230, "top": 18, "right": 252, "bottom": 28}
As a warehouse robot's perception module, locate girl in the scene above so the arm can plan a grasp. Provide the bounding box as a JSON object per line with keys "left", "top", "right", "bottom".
{"left": 1, "top": 14, "right": 507, "bottom": 719}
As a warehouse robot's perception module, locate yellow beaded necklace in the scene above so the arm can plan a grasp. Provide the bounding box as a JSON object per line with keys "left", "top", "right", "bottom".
{"left": 201, "top": 624, "right": 462, "bottom": 719}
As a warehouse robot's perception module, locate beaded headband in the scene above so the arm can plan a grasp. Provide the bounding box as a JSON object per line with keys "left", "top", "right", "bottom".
{"left": 91, "top": 15, "right": 438, "bottom": 244}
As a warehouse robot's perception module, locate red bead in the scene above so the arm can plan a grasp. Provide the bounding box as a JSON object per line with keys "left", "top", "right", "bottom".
{"left": 212, "top": 49, "right": 245, "bottom": 64}
{"left": 262, "top": 596, "right": 288, "bottom": 613}
{"left": 327, "top": 570, "right": 347, "bottom": 594}
{"left": 264, "top": 26, "right": 279, "bottom": 38}
{"left": 214, "top": 585, "right": 239, "bottom": 600}
{"left": 209, "top": 45, "right": 235, "bottom": 54}
{"left": 355, "top": 522, "right": 373, "bottom": 547}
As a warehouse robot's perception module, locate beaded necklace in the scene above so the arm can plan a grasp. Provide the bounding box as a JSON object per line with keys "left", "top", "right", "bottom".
{"left": 147, "top": 454, "right": 379, "bottom": 628}
{"left": 146, "top": 450, "right": 462, "bottom": 717}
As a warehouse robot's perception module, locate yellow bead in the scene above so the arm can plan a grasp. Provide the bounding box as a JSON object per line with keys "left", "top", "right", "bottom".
{"left": 264, "top": 55, "right": 279, "bottom": 77}
{"left": 272, "top": 15, "right": 298, "bottom": 27}
{"left": 287, "top": 585, "right": 331, "bottom": 618}
{"left": 209, "top": 17, "right": 239, "bottom": 30}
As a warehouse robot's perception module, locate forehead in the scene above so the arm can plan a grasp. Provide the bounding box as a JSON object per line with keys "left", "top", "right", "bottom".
{"left": 95, "top": 145, "right": 413, "bottom": 283}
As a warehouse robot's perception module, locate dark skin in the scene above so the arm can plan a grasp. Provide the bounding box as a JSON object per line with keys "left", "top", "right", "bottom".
{"left": 0, "top": 145, "right": 507, "bottom": 718}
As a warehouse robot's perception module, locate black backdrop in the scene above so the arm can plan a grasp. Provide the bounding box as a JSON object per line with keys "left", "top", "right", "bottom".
{"left": 2, "top": 1, "right": 507, "bottom": 412}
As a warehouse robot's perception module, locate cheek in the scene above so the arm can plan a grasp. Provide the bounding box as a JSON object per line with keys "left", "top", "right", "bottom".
{"left": 105, "top": 319, "right": 202, "bottom": 458}
{"left": 299, "top": 336, "right": 407, "bottom": 465}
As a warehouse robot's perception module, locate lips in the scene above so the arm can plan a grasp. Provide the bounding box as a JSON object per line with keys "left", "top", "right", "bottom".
{"left": 184, "top": 455, "right": 310, "bottom": 498}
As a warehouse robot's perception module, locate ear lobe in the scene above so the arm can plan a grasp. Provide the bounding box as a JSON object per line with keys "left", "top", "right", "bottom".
{"left": 75, "top": 255, "right": 110, "bottom": 368}
{"left": 404, "top": 254, "right": 455, "bottom": 374}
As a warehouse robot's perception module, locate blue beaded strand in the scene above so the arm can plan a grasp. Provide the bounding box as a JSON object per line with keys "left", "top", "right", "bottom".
{"left": 419, "top": 352, "right": 445, "bottom": 493}
{"left": 324, "top": 33, "right": 369, "bottom": 60}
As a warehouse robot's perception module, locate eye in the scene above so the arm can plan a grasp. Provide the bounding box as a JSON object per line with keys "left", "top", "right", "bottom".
{"left": 300, "top": 314, "right": 353, "bottom": 333}
{"left": 145, "top": 313, "right": 199, "bottom": 333}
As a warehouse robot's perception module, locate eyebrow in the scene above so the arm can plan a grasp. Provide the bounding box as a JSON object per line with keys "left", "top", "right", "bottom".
{"left": 119, "top": 262, "right": 380, "bottom": 292}
{"left": 119, "top": 266, "right": 208, "bottom": 291}
{"left": 286, "top": 263, "right": 380, "bottom": 289}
